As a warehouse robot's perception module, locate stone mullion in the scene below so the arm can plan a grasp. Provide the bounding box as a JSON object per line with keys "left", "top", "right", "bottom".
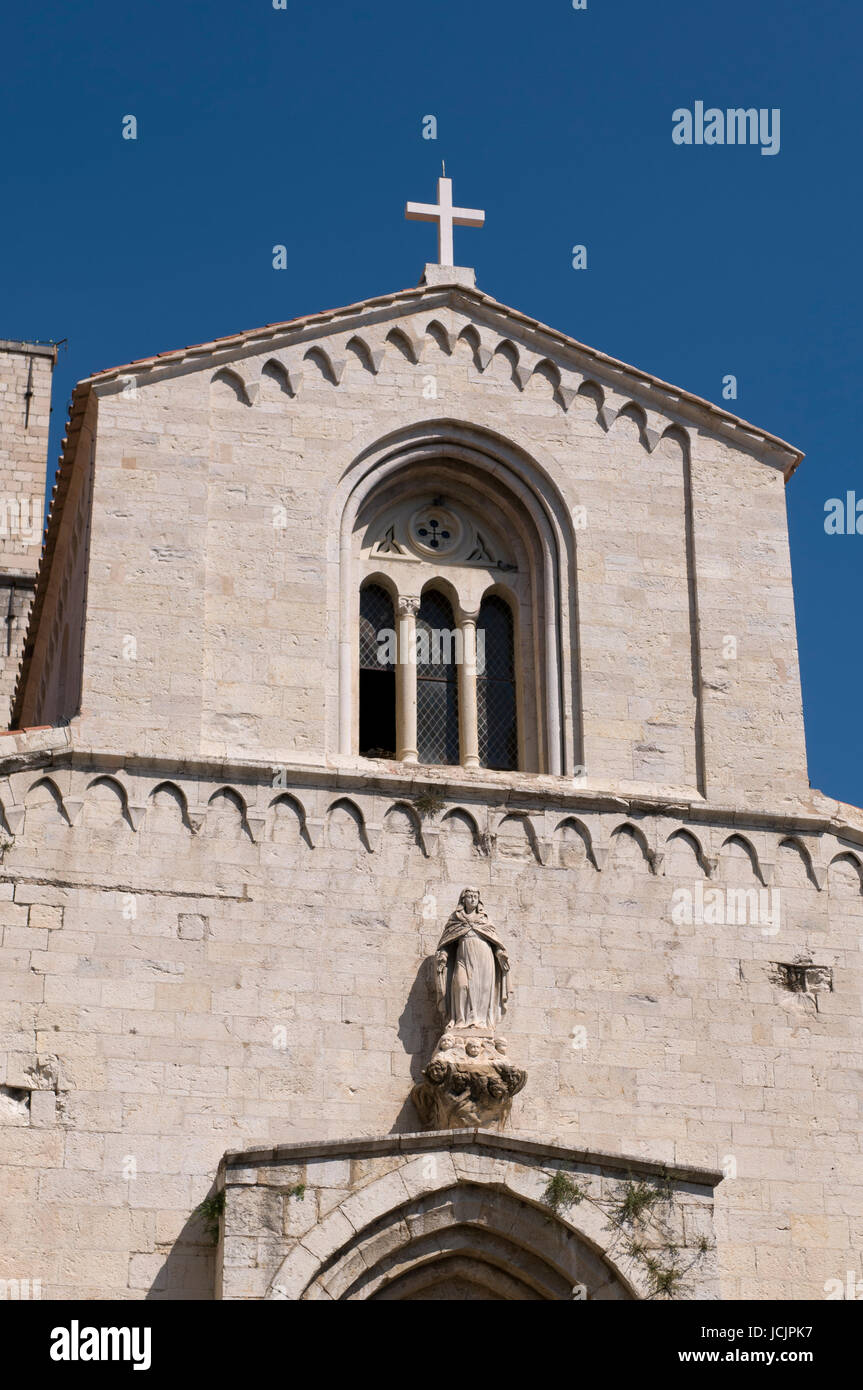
{"left": 397, "top": 596, "right": 419, "bottom": 763}
{"left": 458, "top": 608, "right": 480, "bottom": 769}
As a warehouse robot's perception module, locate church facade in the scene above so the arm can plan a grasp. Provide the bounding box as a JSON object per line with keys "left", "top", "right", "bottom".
{"left": 1, "top": 234, "right": 861, "bottom": 1300}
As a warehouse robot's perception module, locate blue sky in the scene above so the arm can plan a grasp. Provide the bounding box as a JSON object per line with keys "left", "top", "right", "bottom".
{"left": 2, "top": 0, "right": 860, "bottom": 804}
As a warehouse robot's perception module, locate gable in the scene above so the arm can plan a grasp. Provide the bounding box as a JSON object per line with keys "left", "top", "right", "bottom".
{"left": 13, "top": 275, "right": 808, "bottom": 813}
{"left": 83, "top": 282, "right": 801, "bottom": 478}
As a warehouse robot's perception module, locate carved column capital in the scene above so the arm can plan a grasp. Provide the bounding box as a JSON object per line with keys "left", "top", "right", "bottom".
{"left": 397, "top": 595, "right": 421, "bottom": 617}
{"left": 456, "top": 605, "right": 481, "bottom": 626}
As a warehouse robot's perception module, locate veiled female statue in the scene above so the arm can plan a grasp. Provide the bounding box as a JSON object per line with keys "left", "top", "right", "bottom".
{"left": 434, "top": 887, "right": 510, "bottom": 1030}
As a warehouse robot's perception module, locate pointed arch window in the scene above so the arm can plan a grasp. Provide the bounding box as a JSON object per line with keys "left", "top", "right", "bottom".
{"left": 477, "top": 595, "right": 518, "bottom": 770}
{"left": 416, "top": 589, "right": 460, "bottom": 765}
{"left": 359, "top": 583, "right": 396, "bottom": 757}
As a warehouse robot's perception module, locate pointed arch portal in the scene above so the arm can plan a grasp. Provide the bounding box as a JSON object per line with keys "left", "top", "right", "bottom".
{"left": 218, "top": 1132, "right": 722, "bottom": 1302}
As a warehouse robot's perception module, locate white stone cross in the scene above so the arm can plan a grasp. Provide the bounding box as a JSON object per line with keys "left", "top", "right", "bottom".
{"left": 405, "top": 177, "right": 485, "bottom": 268}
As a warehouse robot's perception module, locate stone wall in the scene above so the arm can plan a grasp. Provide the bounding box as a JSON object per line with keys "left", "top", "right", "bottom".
{"left": 15, "top": 393, "right": 95, "bottom": 729}
{"left": 0, "top": 579, "right": 36, "bottom": 724}
{"left": 0, "top": 741, "right": 860, "bottom": 1299}
{"left": 0, "top": 339, "right": 54, "bottom": 724}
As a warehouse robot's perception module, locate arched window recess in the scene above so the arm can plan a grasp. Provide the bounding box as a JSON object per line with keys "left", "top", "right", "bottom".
{"left": 340, "top": 427, "right": 579, "bottom": 777}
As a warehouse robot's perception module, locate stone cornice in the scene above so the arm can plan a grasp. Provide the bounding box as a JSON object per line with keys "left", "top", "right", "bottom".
{"left": 219, "top": 1126, "right": 725, "bottom": 1191}
{"left": 0, "top": 731, "right": 861, "bottom": 848}
{"left": 0, "top": 338, "right": 58, "bottom": 360}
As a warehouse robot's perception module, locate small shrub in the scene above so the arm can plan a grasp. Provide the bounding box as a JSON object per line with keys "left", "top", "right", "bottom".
{"left": 414, "top": 792, "right": 445, "bottom": 820}
{"left": 194, "top": 1190, "right": 225, "bottom": 1245}
{"left": 647, "top": 1261, "right": 683, "bottom": 1299}
{"left": 615, "top": 1180, "right": 662, "bottom": 1224}
{"left": 542, "top": 1171, "right": 586, "bottom": 1215}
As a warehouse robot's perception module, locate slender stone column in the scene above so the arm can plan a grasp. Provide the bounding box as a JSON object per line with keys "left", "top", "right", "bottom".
{"left": 397, "top": 596, "right": 420, "bottom": 763}
{"left": 458, "top": 609, "right": 480, "bottom": 769}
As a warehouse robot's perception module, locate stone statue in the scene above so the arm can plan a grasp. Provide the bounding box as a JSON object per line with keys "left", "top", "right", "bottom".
{"left": 411, "top": 887, "right": 526, "bottom": 1132}
{"left": 434, "top": 887, "right": 510, "bottom": 1030}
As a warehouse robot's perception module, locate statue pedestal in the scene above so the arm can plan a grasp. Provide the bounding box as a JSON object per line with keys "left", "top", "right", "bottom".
{"left": 411, "top": 1028, "right": 527, "bottom": 1131}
